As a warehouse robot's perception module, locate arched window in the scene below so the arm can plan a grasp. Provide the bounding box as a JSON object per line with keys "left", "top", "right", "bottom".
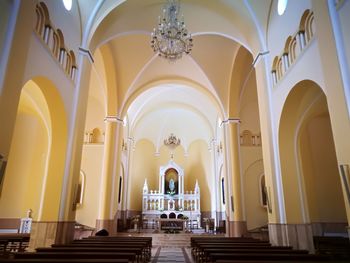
{"left": 75, "top": 171, "right": 85, "bottom": 207}
{"left": 259, "top": 174, "right": 267, "bottom": 207}
{"left": 221, "top": 177, "right": 225, "bottom": 205}
{"left": 118, "top": 176, "right": 123, "bottom": 204}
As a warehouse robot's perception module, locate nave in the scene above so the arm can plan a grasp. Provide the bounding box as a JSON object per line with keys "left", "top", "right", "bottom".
{"left": 1, "top": 0, "right": 350, "bottom": 259}
{"left": 1, "top": 232, "right": 350, "bottom": 263}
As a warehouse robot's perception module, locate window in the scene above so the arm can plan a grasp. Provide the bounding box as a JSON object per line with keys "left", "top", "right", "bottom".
{"left": 221, "top": 177, "right": 225, "bottom": 205}
{"left": 62, "top": 0, "right": 72, "bottom": 11}
{"left": 278, "top": 0, "right": 288, "bottom": 15}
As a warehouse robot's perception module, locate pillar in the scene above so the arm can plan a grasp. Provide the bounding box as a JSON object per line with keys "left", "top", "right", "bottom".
{"left": 223, "top": 118, "right": 247, "bottom": 237}
{"left": 96, "top": 117, "right": 122, "bottom": 235}
{"left": 30, "top": 48, "right": 94, "bottom": 249}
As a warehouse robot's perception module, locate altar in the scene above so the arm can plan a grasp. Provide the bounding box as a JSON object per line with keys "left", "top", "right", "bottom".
{"left": 142, "top": 160, "right": 201, "bottom": 228}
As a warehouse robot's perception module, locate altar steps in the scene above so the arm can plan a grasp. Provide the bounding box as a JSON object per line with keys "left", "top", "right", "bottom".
{"left": 152, "top": 234, "right": 192, "bottom": 247}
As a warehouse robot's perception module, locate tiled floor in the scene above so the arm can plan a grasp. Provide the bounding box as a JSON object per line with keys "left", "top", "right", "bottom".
{"left": 151, "top": 246, "right": 193, "bottom": 263}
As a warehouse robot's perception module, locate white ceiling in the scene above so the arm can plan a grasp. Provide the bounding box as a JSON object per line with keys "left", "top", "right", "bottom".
{"left": 127, "top": 84, "right": 219, "bottom": 150}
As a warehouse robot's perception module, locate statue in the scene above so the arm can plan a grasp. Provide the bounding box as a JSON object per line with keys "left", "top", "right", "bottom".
{"left": 169, "top": 179, "right": 175, "bottom": 191}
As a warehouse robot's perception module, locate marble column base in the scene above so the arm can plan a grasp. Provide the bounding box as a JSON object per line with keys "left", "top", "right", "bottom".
{"left": 227, "top": 221, "right": 247, "bottom": 237}
{"left": 95, "top": 219, "right": 116, "bottom": 235}
{"left": 268, "top": 223, "right": 314, "bottom": 253}
{"left": 28, "top": 221, "right": 75, "bottom": 251}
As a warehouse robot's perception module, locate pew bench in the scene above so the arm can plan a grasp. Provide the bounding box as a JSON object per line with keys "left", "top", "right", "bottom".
{"left": 11, "top": 252, "right": 137, "bottom": 263}
{"left": 0, "top": 259, "right": 128, "bottom": 263}
{"left": 37, "top": 246, "right": 144, "bottom": 262}
{"left": 206, "top": 252, "right": 330, "bottom": 262}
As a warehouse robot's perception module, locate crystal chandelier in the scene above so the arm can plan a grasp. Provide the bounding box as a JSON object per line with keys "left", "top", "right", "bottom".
{"left": 151, "top": 0, "right": 193, "bottom": 62}
{"left": 164, "top": 133, "right": 181, "bottom": 159}
{"left": 164, "top": 133, "right": 181, "bottom": 148}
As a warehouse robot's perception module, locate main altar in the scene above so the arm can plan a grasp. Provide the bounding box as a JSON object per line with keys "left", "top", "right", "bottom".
{"left": 142, "top": 160, "right": 201, "bottom": 229}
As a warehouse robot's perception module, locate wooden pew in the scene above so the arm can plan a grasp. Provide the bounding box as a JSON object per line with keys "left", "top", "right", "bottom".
{"left": 0, "top": 234, "right": 30, "bottom": 254}
{"left": 70, "top": 240, "right": 151, "bottom": 260}
{"left": 0, "top": 258, "right": 128, "bottom": 263}
{"left": 73, "top": 237, "right": 152, "bottom": 260}
{"left": 11, "top": 252, "right": 137, "bottom": 263}
{"left": 207, "top": 252, "right": 330, "bottom": 262}
{"left": 200, "top": 248, "right": 309, "bottom": 262}
{"left": 190, "top": 236, "right": 330, "bottom": 263}
{"left": 37, "top": 246, "right": 144, "bottom": 262}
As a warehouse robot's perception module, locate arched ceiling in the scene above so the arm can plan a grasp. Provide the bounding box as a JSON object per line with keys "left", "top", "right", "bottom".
{"left": 128, "top": 84, "right": 218, "bottom": 150}
{"left": 79, "top": 0, "right": 272, "bottom": 147}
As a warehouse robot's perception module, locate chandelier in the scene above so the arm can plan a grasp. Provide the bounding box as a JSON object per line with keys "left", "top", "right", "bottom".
{"left": 151, "top": 0, "right": 193, "bottom": 62}
{"left": 164, "top": 133, "right": 181, "bottom": 148}
{"left": 164, "top": 133, "right": 181, "bottom": 159}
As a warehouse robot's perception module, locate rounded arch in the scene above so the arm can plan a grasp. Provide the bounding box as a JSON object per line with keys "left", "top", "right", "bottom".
{"left": 243, "top": 159, "right": 267, "bottom": 230}
{"left": 279, "top": 80, "right": 346, "bottom": 228}
{"left": 31, "top": 76, "right": 68, "bottom": 220}
{"left": 0, "top": 77, "right": 68, "bottom": 221}
{"left": 120, "top": 78, "right": 225, "bottom": 119}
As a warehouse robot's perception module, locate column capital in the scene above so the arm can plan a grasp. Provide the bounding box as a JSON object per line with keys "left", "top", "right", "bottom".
{"left": 78, "top": 47, "right": 94, "bottom": 63}
{"left": 104, "top": 116, "right": 124, "bottom": 124}
{"left": 221, "top": 118, "right": 241, "bottom": 126}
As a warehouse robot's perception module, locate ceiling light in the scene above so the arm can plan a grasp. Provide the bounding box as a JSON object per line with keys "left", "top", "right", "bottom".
{"left": 151, "top": 0, "right": 193, "bottom": 62}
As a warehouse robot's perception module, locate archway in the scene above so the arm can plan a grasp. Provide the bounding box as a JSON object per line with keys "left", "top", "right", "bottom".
{"left": 279, "top": 80, "right": 347, "bottom": 236}
{"left": 0, "top": 77, "right": 67, "bottom": 228}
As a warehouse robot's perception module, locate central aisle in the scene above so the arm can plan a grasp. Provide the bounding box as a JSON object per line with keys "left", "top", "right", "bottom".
{"left": 151, "top": 247, "right": 193, "bottom": 263}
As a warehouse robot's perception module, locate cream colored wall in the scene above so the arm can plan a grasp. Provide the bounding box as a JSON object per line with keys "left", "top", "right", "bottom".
{"left": 242, "top": 150, "right": 266, "bottom": 230}
{"left": 267, "top": 0, "right": 311, "bottom": 61}
{"left": 129, "top": 139, "right": 158, "bottom": 210}
{"left": 185, "top": 140, "right": 213, "bottom": 212}
{"left": 299, "top": 114, "right": 346, "bottom": 222}
{"left": 0, "top": 91, "right": 48, "bottom": 220}
{"left": 128, "top": 139, "right": 213, "bottom": 212}
{"left": 76, "top": 145, "right": 104, "bottom": 227}
{"left": 238, "top": 57, "right": 266, "bottom": 229}
{"left": 338, "top": 0, "right": 350, "bottom": 69}
{"left": 42, "top": 0, "right": 81, "bottom": 55}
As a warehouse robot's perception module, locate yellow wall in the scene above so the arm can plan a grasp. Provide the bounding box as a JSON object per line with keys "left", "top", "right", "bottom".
{"left": 299, "top": 114, "right": 346, "bottom": 222}
{"left": 128, "top": 139, "right": 213, "bottom": 212}
{"left": 0, "top": 92, "right": 48, "bottom": 220}
{"left": 185, "top": 140, "right": 213, "bottom": 211}
{"left": 129, "top": 139, "right": 158, "bottom": 210}
{"left": 242, "top": 148, "right": 267, "bottom": 230}
{"left": 76, "top": 145, "right": 104, "bottom": 227}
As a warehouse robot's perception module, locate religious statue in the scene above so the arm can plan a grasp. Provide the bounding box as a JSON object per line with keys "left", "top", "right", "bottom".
{"left": 167, "top": 179, "right": 176, "bottom": 195}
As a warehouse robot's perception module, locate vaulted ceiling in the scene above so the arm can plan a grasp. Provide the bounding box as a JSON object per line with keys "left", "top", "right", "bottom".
{"left": 82, "top": 0, "right": 268, "bottom": 146}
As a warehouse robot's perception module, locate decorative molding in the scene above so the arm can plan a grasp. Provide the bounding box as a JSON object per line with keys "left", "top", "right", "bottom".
{"left": 252, "top": 50, "right": 270, "bottom": 67}
{"left": 221, "top": 118, "right": 241, "bottom": 126}
{"left": 104, "top": 116, "right": 123, "bottom": 123}
{"left": 271, "top": 9, "right": 315, "bottom": 87}
{"left": 78, "top": 47, "right": 94, "bottom": 63}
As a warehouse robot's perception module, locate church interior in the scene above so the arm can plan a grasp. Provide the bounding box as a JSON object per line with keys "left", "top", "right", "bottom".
{"left": 0, "top": 0, "right": 350, "bottom": 262}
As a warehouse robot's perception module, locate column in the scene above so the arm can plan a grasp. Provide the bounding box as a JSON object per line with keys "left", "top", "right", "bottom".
{"left": 223, "top": 118, "right": 247, "bottom": 237}
{"left": 30, "top": 47, "right": 94, "bottom": 250}
{"left": 282, "top": 54, "right": 289, "bottom": 73}
{"left": 96, "top": 117, "right": 121, "bottom": 235}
